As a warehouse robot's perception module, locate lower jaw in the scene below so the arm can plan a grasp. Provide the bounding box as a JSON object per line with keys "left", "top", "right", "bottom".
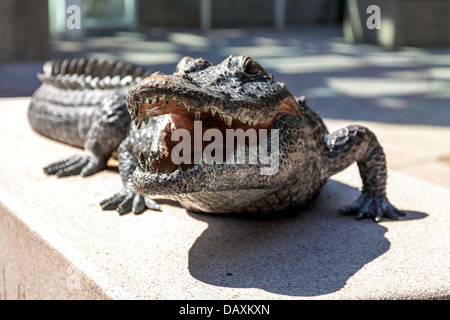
{"left": 151, "top": 187, "right": 276, "bottom": 214}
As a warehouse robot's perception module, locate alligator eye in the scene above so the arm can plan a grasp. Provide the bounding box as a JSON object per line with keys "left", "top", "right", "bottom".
{"left": 244, "top": 59, "right": 261, "bottom": 76}
{"left": 244, "top": 58, "right": 267, "bottom": 78}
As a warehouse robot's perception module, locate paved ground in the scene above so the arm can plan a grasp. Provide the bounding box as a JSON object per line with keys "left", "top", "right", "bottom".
{"left": 1, "top": 26, "right": 449, "bottom": 188}
{"left": 1, "top": 98, "right": 449, "bottom": 299}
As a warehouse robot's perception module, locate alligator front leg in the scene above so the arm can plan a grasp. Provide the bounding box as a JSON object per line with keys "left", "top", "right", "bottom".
{"left": 324, "top": 125, "right": 406, "bottom": 222}
{"left": 99, "top": 141, "right": 160, "bottom": 214}
{"left": 44, "top": 95, "right": 130, "bottom": 177}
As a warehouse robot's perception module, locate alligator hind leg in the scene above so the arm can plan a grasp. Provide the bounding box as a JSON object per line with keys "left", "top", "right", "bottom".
{"left": 324, "top": 125, "right": 406, "bottom": 222}
{"left": 44, "top": 95, "right": 131, "bottom": 177}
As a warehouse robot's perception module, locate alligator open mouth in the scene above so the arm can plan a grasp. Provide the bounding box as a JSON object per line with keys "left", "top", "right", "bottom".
{"left": 127, "top": 75, "right": 301, "bottom": 177}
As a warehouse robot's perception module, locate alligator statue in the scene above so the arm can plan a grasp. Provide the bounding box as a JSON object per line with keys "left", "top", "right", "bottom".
{"left": 28, "top": 56, "right": 406, "bottom": 222}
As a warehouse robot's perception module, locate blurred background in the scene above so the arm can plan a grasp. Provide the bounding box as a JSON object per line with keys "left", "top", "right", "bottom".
{"left": 0, "top": 0, "right": 449, "bottom": 189}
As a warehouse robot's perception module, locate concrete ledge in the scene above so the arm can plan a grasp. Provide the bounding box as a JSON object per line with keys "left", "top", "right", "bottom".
{"left": 1, "top": 98, "right": 449, "bottom": 299}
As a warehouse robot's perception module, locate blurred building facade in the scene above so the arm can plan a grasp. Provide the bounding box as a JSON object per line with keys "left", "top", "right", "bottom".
{"left": 48, "top": 0, "right": 343, "bottom": 35}
{"left": 0, "top": 0, "right": 50, "bottom": 61}
{"left": 2, "top": 0, "right": 449, "bottom": 62}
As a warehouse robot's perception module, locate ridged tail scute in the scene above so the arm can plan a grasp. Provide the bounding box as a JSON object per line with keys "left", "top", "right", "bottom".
{"left": 36, "top": 57, "right": 153, "bottom": 90}
{"left": 29, "top": 58, "right": 150, "bottom": 147}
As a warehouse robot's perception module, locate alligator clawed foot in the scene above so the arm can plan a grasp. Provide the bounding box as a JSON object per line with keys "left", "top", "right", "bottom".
{"left": 100, "top": 189, "right": 160, "bottom": 215}
{"left": 340, "top": 193, "right": 406, "bottom": 222}
{"left": 43, "top": 152, "right": 105, "bottom": 177}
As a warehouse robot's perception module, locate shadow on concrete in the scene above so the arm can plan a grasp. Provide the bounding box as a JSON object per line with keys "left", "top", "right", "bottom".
{"left": 186, "top": 180, "right": 427, "bottom": 297}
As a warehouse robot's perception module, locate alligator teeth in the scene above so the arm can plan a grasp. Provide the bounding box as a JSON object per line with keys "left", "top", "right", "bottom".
{"left": 210, "top": 107, "right": 217, "bottom": 117}
{"left": 224, "top": 115, "right": 232, "bottom": 127}
{"left": 176, "top": 100, "right": 181, "bottom": 107}
{"left": 194, "top": 111, "right": 201, "bottom": 121}
{"left": 219, "top": 112, "right": 224, "bottom": 121}
{"left": 155, "top": 97, "right": 160, "bottom": 103}
{"left": 138, "top": 152, "right": 145, "bottom": 169}
{"left": 185, "top": 106, "right": 191, "bottom": 113}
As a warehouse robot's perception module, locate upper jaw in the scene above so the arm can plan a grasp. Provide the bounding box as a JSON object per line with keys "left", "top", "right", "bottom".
{"left": 126, "top": 73, "right": 289, "bottom": 129}
{"left": 126, "top": 74, "right": 209, "bottom": 126}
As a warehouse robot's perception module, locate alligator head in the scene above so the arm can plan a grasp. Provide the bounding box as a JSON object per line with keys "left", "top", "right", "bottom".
{"left": 127, "top": 55, "right": 305, "bottom": 213}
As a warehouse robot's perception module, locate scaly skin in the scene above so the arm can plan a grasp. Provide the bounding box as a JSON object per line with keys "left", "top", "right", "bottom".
{"left": 30, "top": 56, "right": 406, "bottom": 222}
{"left": 28, "top": 58, "right": 149, "bottom": 177}
{"left": 120, "top": 55, "right": 405, "bottom": 221}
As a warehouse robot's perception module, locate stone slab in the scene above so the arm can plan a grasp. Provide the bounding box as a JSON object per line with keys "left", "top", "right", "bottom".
{"left": 0, "top": 98, "right": 449, "bottom": 299}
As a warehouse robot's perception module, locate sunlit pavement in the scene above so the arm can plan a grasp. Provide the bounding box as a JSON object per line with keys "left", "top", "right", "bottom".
{"left": 1, "top": 96, "right": 448, "bottom": 299}
{"left": 1, "top": 26, "right": 449, "bottom": 188}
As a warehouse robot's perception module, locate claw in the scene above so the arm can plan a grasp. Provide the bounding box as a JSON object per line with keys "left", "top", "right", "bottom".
{"left": 117, "top": 193, "right": 134, "bottom": 214}
{"left": 340, "top": 193, "right": 406, "bottom": 222}
{"left": 144, "top": 197, "right": 160, "bottom": 211}
{"left": 55, "top": 157, "right": 89, "bottom": 177}
{"left": 100, "top": 189, "right": 161, "bottom": 214}
{"left": 132, "top": 194, "right": 146, "bottom": 214}
{"left": 44, "top": 153, "right": 105, "bottom": 177}
{"left": 100, "top": 193, "right": 124, "bottom": 210}
{"left": 43, "top": 154, "right": 82, "bottom": 175}
{"left": 80, "top": 157, "right": 103, "bottom": 176}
